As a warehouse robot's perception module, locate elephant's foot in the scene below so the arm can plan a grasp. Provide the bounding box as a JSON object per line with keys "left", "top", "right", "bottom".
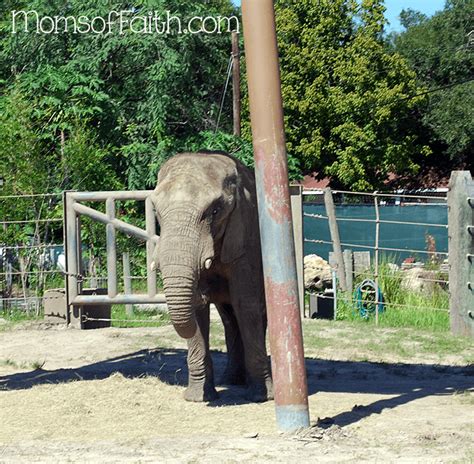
{"left": 245, "top": 378, "right": 274, "bottom": 403}
{"left": 184, "top": 381, "right": 218, "bottom": 402}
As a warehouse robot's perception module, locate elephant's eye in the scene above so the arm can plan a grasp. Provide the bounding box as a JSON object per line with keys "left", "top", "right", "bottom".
{"left": 212, "top": 208, "right": 220, "bottom": 216}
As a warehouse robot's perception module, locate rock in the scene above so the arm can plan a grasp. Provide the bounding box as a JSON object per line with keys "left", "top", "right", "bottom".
{"left": 401, "top": 260, "right": 425, "bottom": 270}
{"left": 387, "top": 263, "right": 399, "bottom": 272}
{"left": 304, "top": 254, "right": 332, "bottom": 291}
{"left": 401, "top": 268, "right": 439, "bottom": 294}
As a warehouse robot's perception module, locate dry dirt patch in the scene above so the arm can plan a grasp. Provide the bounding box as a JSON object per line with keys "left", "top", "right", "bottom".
{"left": 0, "top": 321, "right": 473, "bottom": 463}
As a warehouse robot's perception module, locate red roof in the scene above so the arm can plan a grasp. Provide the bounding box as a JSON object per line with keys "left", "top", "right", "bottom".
{"left": 301, "top": 174, "right": 330, "bottom": 189}
{"left": 298, "top": 168, "right": 456, "bottom": 191}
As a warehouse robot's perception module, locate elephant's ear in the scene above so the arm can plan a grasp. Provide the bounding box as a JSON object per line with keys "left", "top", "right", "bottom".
{"left": 221, "top": 159, "right": 258, "bottom": 264}
{"left": 221, "top": 201, "right": 246, "bottom": 264}
{"left": 221, "top": 173, "right": 251, "bottom": 266}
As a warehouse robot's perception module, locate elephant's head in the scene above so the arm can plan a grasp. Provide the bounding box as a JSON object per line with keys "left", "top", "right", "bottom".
{"left": 151, "top": 152, "right": 253, "bottom": 339}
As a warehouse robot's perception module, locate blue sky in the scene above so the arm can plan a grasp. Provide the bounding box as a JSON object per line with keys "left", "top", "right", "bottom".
{"left": 231, "top": 1, "right": 446, "bottom": 32}
{"left": 383, "top": 0, "right": 445, "bottom": 31}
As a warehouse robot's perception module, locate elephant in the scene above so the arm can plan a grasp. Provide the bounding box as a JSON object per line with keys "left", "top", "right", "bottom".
{"left": 150, "top": 151, "right": 273, "bottom": 403}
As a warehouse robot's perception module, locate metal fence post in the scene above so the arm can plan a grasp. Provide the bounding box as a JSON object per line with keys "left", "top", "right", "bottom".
{"left": 324, "top": 188, "right": 347, "bottom": 291}
{"left": 106, "top": 198, "right": 117, "bottom": 299}
{"left": 332, "top": 269, "right": 338, "bottom": 320}
{"left": 1, "top": 259, "right": 13, "bottom": 311}
{"left": 123, "top": 252, "right": 133, "bottom": 316}
{"left": 65, "top": 192, "right": 79, "bottom": 327}
{"left": 290, "top": 185, "right": 305, "bottom": 318}
{"left": 374, "top": 193, "right": 381, "bottom": 326}
{"left": 242, "top": 0, "right": 310, "bottom": 431}
{"left": 145, "top": 197, "right": 157, "bottom": 298}
{"left": 232, "top": 30, "right": 241, "bottom": 137}
{"left": 448, "top": 171, "right": 474, "bottom": 337}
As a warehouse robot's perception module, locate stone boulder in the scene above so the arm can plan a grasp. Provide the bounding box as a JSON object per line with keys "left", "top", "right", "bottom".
{"left": 304, "top": 254, "right": 333, "bottom": 291}
{"left": 401, "top": 268, "right": 445, "bottom": 294}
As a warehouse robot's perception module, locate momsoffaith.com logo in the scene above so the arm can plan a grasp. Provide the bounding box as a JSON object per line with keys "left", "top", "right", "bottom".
{"left": 11, "top": 10, "right": 240, "bottom": 35}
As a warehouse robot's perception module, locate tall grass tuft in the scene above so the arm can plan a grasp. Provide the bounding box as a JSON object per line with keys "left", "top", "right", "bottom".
{"left": 336, "top": 260, "right": 449, "bottom": 331}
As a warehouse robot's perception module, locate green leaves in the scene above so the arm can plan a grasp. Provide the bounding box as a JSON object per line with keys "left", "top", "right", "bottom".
{"left": 0, "top": 0, "right": 238, "bottom": 194}
{"left": 393, "top": 0, "right": 474, "bottom": 165}
{"left": 275, "top": 0, "right": 429, "bottom": 190}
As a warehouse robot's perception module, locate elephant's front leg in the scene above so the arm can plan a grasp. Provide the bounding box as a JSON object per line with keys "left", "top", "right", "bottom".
{"left": 184, "top": 304, "right": 218, "bottom": 402}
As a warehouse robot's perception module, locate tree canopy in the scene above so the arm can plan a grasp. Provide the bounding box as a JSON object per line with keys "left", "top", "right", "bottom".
{"left": 0, "top": 0, "right": 471, "bottom": 197}
{"left": 0, "top": 0, "right": 243, "bottom": 196}
{"left": 272, "top": 0, "right": 431, "bottom": 190}
{"left": 392, "top": 0, "right": 474, "bottom": 167}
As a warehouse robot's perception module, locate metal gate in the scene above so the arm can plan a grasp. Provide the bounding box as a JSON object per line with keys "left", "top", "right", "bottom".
{"left": 64, "top": 191, "right": 165, "bottom": 326}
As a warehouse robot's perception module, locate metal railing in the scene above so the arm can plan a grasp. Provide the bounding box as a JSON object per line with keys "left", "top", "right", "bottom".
{"left": 2, "top": 171, "right": 473, "bottom": 338}
{"left": 64, "top": 190, "right": 165, "bottom": 306}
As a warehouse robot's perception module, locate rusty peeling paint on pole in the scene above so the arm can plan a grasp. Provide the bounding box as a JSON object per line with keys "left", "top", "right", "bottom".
{"left": 241, "top": 0, "right": 310, "bottom": 431}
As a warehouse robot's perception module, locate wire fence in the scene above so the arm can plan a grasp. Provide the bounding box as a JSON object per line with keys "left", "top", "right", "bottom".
{"left": 0, "top": 192, "right": 65, "bottom": 314}
{"left": 1, "top": 184, "right": 470, "bottom": 332}
{"left": 0, "top": 192, "right": 154, "bottom": 315}
{"left": 302, "top": 188, "right": 450, "bottom": 322}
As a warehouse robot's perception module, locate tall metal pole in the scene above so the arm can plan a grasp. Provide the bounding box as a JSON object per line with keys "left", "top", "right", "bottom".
{"left": 123, "top": 252, "right": 133, "bottom": 316}
{"left": 241, "top": 0, "right": 310, "bottom": 431}
{"left": 232, "top": 31, "right": 241, "bottom": 137}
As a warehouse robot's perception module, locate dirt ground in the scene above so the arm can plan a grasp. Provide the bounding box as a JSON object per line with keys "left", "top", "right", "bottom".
{"left": 0, "top": 317, "right": 473, "bottom": 463}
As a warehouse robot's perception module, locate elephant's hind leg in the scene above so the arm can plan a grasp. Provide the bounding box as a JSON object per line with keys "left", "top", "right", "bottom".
{"left": 216, "top": 303, "right": 246, "bottom": 386}
{"left": 184, "top": 304, "right": 218, "bottom": 402}
{"left": 229, "top": 281, "right": 273, "bottom": 403}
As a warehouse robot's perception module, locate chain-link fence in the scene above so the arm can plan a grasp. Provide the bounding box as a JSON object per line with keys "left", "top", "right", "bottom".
{"left": 0, "top": 193, "right": 64, "bottom": 314}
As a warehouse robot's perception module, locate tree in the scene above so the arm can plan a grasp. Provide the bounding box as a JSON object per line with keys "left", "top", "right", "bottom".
{"left": 0, "top": 0, "right": 239, "bottom": 191}
{"left": 393, "top": 0, "right": 474, "bottom": 166}
{"left": 271, "top": 0, "right": 430, "bottom": 190}
{"left": 0, "top": 88, "right": 119, "bottom": 304}
{"left": 399, "top": 9, "right": 427, "bottom": 29}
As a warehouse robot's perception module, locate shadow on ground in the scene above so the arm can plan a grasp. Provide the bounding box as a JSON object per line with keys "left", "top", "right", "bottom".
{"left": 1, "top": 348, "right": 472, "bottom": 428}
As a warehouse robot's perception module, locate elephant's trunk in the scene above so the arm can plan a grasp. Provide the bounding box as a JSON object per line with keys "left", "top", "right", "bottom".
{"left": 161, "top": 272, "right": 197, "bottom": 339}
{"left": 159, "top": 216, "right": 201, "bottom": 339}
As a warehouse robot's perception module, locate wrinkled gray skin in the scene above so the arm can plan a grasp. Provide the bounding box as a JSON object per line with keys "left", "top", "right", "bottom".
{"left": 151, "top": 151, "right": 273, "bottom": 403}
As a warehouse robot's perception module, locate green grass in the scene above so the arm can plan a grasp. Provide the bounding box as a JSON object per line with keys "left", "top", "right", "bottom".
{"left": 302, "top": 319, "right": 474, "bottom": 363}
{"left": 0, "top": 307, "right": 42, "bottom": 331}
{"left": 109, "top": 304, "right": 170, "bottom": 328}
{"left": 0, "top": 358, "right": 45, "bottom": 370}
{"left": 336, "top": 298, "right": 449, "bottom": 332}
{"left": 0, "top": 359, "right": 18, "bottom": 368}
{"left": 332, "top": 262, "right": 450, "bottom": 331}
{"left": 1, "top": 302, "right": 171, "bottom": 330}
